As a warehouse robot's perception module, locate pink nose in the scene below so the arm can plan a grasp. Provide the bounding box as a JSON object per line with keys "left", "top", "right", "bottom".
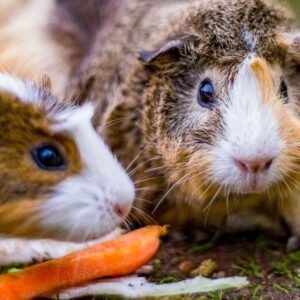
{"left": 235, "top": 157, "right": 273, "bottom": 173}
{"left": 114, "top": 203, "right": 131, "bottom": 218}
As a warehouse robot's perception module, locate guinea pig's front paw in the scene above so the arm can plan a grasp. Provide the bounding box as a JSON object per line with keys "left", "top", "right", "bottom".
{"left": 286, "top": 236, "right": 300, "bottom": 253}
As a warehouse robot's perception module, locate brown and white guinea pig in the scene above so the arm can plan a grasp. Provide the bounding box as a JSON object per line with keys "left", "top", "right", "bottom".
{"left": 51, "top": 0, "right": 300, "bottom": 240}
{"left": 0, "top": 0, "right": 120, "bottom": 99}
{"left": 0, "top": 73, "right": 134, "bottom": 242}
{"left": 0, "top": 0, "right": 82, "bottom": 98}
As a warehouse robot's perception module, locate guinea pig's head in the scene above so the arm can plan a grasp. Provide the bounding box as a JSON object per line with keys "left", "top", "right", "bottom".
{"left": 0, "top": 73, "right": 134, "bottom": 241}
{"left": 139, "top": 0, "right": 300, "bottom": 208}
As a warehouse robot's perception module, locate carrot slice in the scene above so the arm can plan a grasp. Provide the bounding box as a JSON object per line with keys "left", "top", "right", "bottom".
{"left": 0, "top": 225, "right": 167, "bottom": 300}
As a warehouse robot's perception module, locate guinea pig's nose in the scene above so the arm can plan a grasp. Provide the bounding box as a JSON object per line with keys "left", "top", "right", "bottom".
{"left": 114, "top": 203, "right": 132, "bottom": 218}
{"left": 235, "top": 157, "right": 273, "bottom": 174}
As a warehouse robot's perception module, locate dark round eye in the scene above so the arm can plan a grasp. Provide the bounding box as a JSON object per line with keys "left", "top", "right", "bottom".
{"left": 279, "top": 79, "right": 288, "bottom": 103}
{"left": 31, "top": 144, "right": 66, "bottom": 171}
{"left": 198, "top": 80, "right": 215, "bottom": 109}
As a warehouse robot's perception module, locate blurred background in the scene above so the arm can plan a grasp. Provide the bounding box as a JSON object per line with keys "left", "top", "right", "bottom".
{"left": 286, "top": 0, "right": 300, "bottom": 19}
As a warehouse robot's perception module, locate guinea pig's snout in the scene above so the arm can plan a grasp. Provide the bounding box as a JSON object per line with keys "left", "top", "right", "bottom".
{"left": 234, "top": 156, "right": 273, "bottom": 174}
{"left": 113, "top": 202, "right": 132, "bottom": 218}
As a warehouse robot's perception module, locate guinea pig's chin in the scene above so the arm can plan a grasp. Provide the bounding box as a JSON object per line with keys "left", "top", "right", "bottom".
{"left": 39, "top": 208, "right": 124, "bottom": 242}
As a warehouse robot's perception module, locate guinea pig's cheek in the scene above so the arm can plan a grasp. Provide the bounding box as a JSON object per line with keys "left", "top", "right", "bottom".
{"left": 38, "top": 177, "right": 127, "bottom": 242}
{"left": 39, "top": 103, "right": 134, "bottom": 241}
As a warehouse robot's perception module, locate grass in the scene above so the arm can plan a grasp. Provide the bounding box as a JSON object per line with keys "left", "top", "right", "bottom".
{"left": 207, "top": 290, "right": 225, "bottom": 300}
{"left": 233, "top": 257, "right": 262, "bottom": 278}
{"left": 270, "top": 250, "right": 300, "bottom": 286}
{"left": 251, "top": 284, "right": 262, "bottom": 297}
{"left": 273, "top": 283, "right": 290, "bottom": 293}
{"left": 159, "top": 275, "right": 177, "bottom": 283}
{"left": 192, "top": 242, "right": 215, "bottom": 253}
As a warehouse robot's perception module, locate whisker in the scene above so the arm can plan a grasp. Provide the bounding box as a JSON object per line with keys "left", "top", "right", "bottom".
{"left": 134, "top": 176, "right": 164, "bottom": 185}
{"left": 130, "top": 211, "right": 143, "bottom": 226}
{"left": 126, "top": 147, "right": 147, "bottom": 172}
{"left": 128, "top": 156, "right": 161, "bottom": 177}
{"left": 135, "top": 197, "right": 152, "bottom": 204}
{"left": 135, "top": 187, "right": 159, "bottom": 192}
{"left": 152, "top": 169, "right": 200, "bottom": 214}
{"left": 100, "top": 116, "right": 136, "bottom": 131}
{"left": 132, "top": 206, "right": 158, "bottom": 225}
{"left": 203, "top": 184, "right": 224, "bottom": 226}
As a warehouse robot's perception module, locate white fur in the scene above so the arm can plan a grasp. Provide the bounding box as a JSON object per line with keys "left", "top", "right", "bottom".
{"left": 0, "top": 73, "right": 40, "bottom": 102}
{"left": 0, "top": 228, "right": 123, "bottom": 265}
{"left": 51, "top": 101, "right": 96, "bottom": 130}
{"left": 212, "top": 55, "right": 283, "bottom": 193}
{"left": 37, "top": 103, "right": 135, "bottom": 241}
{"left": 0, "top": 73, "right": 135, "bottom": 241}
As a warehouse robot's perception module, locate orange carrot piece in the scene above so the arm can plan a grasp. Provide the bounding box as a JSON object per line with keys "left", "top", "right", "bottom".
{"left": 0, "top": 225, "right": 167, "bottom": 300}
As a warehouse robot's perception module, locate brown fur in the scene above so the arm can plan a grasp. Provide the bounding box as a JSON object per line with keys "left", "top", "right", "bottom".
{"left": 56, "top": 0, "right": 300, "bottom": 238}
{"left": 0, "top": 88, "right": 83, "bottom": 238}
{"left": 0, "top": 0, "right": 75, "bottom": 97}
{"left": 250, "top": 58, "right": 275, "bottom": 102}
{"left": 3, "top": 0, "right": 300, "bottom": 237}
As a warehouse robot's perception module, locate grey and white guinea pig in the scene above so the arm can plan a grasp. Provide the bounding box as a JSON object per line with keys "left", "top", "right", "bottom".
{"left": 0, "top": 73, "right": 135, "bottom": 242}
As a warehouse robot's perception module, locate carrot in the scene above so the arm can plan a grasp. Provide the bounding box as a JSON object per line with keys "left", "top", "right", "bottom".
{"left": 0, "top": 225, "right": 167, "bottom": 300}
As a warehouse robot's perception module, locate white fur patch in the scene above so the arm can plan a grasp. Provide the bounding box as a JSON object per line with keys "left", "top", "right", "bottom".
{"left": 51, "top": 101, "right": 96, "bottom": 130}
{"left": 0, "top": 228, "right": 123, "bottom": 265}
{"left": 0, "top": 73, "right": 135, "bottom": 241}
{"left": 0, "top": 73, "right": 40, "bottom": 102}
{"left": 39, "top": 103, "right": 135, "bottom": 241}
{"left": 212, "top": 55, "right": 283, "bottom": 193}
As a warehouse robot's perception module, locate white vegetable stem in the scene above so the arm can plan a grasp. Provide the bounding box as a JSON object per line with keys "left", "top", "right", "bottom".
{"left": 59, "top": 275, "right": 249, "bottom": 299}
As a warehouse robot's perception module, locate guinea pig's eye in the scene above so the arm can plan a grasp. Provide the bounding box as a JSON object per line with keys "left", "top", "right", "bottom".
{"left": 197, "top": 79, "right": 215, "bottom": 109}
{"left": 31, "top": 144, "right": 66, "bottom": 171}
{"left": 279, "top": 79, "right": 288, "bottom": 103}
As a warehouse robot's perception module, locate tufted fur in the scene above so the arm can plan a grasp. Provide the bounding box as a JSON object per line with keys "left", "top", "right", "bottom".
{"left": 0, "top": 74, "right": 134, "bottom": 241}
{"left": 57, "top": 0, "right": 300, "bottom": 238}
{"left": 3, "top": 0, "right": 300, "bottom": 239}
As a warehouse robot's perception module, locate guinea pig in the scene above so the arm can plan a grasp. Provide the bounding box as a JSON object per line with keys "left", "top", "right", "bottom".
{"left": 0, "top": 0, "right": 79, "bottom": 98}
{"left": 58, "top": 0, "right": 300, "bottom": 242}
{"left": 0, "top": 73, "right": 134, "bottom": 242}
{"left": 0, "top": 0, "right": 120, "bottom": 100}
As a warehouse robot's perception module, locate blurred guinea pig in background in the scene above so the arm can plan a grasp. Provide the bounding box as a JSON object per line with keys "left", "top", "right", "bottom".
{"left": 0, "top": 1, "right": 136, "bottom": 244}
{"left": 0, "top": 73, "right": 134, "bottom": 242}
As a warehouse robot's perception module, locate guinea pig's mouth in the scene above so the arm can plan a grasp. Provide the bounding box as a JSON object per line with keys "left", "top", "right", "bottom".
{"left": 231, "top": 173, "right": 273, "bottom": 195}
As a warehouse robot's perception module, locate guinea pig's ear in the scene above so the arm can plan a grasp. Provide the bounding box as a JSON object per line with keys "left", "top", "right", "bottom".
{"left": 278, "top": 33, "right": 300, "bottom": 61}
{"left": 139, "top": 39, "right": 188, "bottom": 67}
{"left": 35, "top": 73, "right": 52, "bottom": 91}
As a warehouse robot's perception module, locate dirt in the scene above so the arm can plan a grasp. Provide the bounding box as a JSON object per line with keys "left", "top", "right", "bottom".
{"left": 4, "top": 229, "right": 300, "bottom": 300}
{"left": 92, "top": 229, "right": 300, "bottom": 300}
{"left": 141, "top": 230, "right": 300, "bottom": 299}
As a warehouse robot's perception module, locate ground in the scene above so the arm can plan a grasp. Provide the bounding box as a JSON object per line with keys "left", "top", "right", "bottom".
{"left": 4, "top": 229, "right": 300, "bottom": 300}
{"left": 142, "top": 230, "right": 300, "bottom": 300}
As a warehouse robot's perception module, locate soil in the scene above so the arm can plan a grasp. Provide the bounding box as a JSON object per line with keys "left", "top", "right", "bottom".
{"left": 142, "top": 230, "right": 300, "bottom": 300}
{"left": 66, "top": 230, "right": 300, "bottom": 300}
{"left": 4, "top": 229, "right": 300, "bottom": 300}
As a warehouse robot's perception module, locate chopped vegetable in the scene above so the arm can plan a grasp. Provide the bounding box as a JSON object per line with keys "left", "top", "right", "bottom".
{"left": 191, "top": 259, "right": 218, "bottom": 277}
{"left": 58, "top": 275, "right": 249, "bottom": 299}
{"left": 0, "top": 226, "right": 166, "bottom": 300}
